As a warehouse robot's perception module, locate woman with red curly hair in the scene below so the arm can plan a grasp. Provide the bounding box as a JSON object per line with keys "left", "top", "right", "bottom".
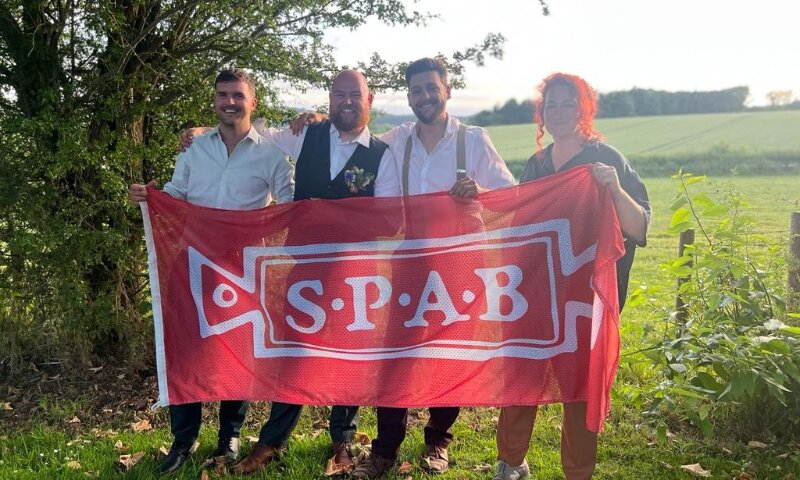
{"left": 493, "top": 74, "right": 652, "bottom": 480}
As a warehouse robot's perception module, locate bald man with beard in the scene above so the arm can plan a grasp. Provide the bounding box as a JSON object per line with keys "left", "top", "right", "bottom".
{"left": 235, "top": 70, "right": 399, "bottom": 475}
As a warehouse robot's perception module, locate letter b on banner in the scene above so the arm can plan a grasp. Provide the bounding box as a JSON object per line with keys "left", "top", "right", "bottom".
{"left": 475, "top": 265, "right": 528, "bottom": 322}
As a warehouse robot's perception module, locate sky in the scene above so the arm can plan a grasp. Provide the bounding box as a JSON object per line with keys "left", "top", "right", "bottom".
{"left": 281, "top": 0, "right": 800, "bottom": 116}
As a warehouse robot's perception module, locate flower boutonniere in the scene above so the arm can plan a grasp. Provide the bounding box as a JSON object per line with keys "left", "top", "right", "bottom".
{"left": 343, "top": 165, "right": 375, "bottom": 193}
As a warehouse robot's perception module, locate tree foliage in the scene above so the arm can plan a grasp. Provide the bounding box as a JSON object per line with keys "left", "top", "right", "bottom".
{"left": 0, "top": 0, "right": 507, "bottom": 373}
{"left": 469, "top": 98, "right": 535, "bottom": 126}
{"left": 599, "top": 87, "right": 750, "bottom": 117}
{"left": 766, "top": 90, "right": 795, "bottom": 107}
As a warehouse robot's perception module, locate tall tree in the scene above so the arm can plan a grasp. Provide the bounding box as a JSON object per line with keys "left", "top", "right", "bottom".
{"left": 0, "top": 0, "right": 508, "bottom": 369}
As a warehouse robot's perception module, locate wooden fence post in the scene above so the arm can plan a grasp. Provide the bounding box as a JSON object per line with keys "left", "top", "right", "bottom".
{"left": 789, "top": 212, "right": 800, "bottom": 312}
{"left": 676, "top": 229, "right": 695, "bottom": 332}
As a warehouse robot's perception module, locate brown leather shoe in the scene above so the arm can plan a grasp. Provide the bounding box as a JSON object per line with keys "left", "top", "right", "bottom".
{"left": 331, "top": 441, "right": 354, "bottom": 468}
{"left": 421, "top": 443, "right": 449, "bottom": 473}
{"left": 231, "top": 443, "right": 278, "bottom": 475}
{"left": 351, "top": 452, "right": 395, "bottom": 479}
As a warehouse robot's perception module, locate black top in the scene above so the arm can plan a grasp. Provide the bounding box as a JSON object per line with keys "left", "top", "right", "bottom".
{"left": 293, "top": 121, "right": 388, "bottom": 201}
{"left": 520, "top": 142, "right": 651, "bottom": 311}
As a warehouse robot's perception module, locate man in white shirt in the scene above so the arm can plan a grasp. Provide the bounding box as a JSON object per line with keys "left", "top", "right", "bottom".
{"left": 128, "top": 68, "right": 294, "bottom": 475}
{"left": 353, "top": 57, "right": 514, "bottom": 480}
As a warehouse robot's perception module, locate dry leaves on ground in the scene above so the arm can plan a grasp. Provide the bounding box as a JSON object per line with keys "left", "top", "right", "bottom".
{"left": 681, "top": 463, "right": 711, "bottom": 477}
{"left": 324, "top": 456, "right": 352, "bottom": 476}
{"left": 201, "top": 453, "right": 236, "bottom": 474}
{"left": 747, "top": 440, "right": 768, "bottom": 449}
{"left": 114, "top": 440, "right": 128, "bottom": 454}
{"left": 117, "top": 452, "right": 145, "bottom": 472}
{"left": 1, "top": 402, "right": 12, "bottom": 410}
{"left": 131, "top": 418, "right": 152, "bottom": 432}
{"left": 473, "top": 463, "right": 493, "bottom": 472}
{"left": 397, "top": 461, "right": 413, "bottom": 474}
{"left": 66, "top": 460, "right": 82, "bottom": 469}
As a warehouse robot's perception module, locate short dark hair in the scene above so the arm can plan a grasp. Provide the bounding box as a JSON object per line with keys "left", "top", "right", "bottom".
{"left": 404, "top": 57, "right": 448, "bottom": 87}
{"left": 214, "top": 68, "right": 256, "bottom": 95}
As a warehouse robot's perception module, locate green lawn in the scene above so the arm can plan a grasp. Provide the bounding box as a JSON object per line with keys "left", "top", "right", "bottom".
{"left": 2, "top": 402, "right": 799, "bottom": 479}
{"left": 2, "top": 175, "right": 799, "bottom": 479}
{"left": 486, "top": 110, "right": 800, "bottom": 167}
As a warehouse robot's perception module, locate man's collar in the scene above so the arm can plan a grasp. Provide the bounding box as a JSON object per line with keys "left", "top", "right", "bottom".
{"left": 245, "top": 125, "right": 262, "bottom": 144}
{"left": 413, "top": 113, "right": 458, "bottom": 140}
{"left": 330, "top": 123, "right": 371, "bottom": 148}
{"left": 443, "top": 114, "right": 459, "bottom": 136}
{"left": 210, "top": 124, "right": 261, "bottom": 144}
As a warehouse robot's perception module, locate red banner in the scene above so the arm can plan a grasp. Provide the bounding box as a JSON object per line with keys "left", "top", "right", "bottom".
{"left": 142, "top": 165, "right": 624, "bottom": 432}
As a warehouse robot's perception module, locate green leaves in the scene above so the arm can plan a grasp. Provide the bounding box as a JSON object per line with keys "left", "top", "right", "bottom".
{"left": 668, "top": 206, "right": 694, "bottom": 235}
{"left": 632, "top": 173, "right": 800, "bottom": 440}
{"left": 0, "top": 0, "right": 512, "bottom": 369}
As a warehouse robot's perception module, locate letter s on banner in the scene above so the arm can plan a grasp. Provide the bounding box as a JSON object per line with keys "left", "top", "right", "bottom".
{"left": 286, "top": 280, "right": 326, "bottom": 334}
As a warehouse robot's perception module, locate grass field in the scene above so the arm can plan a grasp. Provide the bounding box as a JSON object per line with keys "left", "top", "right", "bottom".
{"left": 2, "top": 175, "right": 799, "bottom": 479}
{"left": 485, "top": 110, "right": 800, "bottom": 171}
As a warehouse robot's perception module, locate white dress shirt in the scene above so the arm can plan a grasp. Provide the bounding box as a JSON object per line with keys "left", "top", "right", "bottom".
{"left": 163, "top": 126, "right": 295, "bottom": 209}
{"left": 379, "top": 115, "right": 515, "bottom": 195}
{"left": 254, "top": 119, "right": 400, "bottom": 198}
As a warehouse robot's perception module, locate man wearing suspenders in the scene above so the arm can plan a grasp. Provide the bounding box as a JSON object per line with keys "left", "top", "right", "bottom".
{"left": 351, "top": 57, "right": 515, "bottom": 478}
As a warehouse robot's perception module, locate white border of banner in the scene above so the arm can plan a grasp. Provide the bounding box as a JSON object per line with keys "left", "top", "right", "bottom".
{"left": 140, "top": 202, "right": 169, "bottom": 408}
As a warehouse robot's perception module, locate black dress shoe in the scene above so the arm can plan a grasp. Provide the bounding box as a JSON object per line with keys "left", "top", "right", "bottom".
{"left": 212, "top": 436, "right": 240, "bottom": 462}
{"left": 157, "top": 441, "right": 196, "bottom": 475}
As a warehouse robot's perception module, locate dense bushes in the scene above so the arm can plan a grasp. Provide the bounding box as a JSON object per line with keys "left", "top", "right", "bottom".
{"left": 619, "top": 174, "right": 800, "bottom": 440}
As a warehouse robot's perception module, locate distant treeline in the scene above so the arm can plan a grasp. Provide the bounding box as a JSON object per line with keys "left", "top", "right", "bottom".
{"left": 469, "top": 86, "right": 800, "bottom": 126}
{"left": 601, "top": 86, "right": 750, "bottom": 117}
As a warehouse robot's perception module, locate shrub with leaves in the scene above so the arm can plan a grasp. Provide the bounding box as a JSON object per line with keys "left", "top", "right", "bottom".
{"left": 620, "top": 173, "right": 800, "bottom": 441}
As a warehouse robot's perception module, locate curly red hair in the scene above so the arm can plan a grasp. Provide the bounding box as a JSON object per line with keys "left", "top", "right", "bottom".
{"left": 534, "top": 73, "right": 603, "bottom": 152}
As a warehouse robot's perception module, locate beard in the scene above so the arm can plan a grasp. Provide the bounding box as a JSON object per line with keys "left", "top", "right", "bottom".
{"left": 330, "top": 105, "right": 369, "bottom": 133}
{"left": 411, "top": 98, "right": 445, "bottom": 124}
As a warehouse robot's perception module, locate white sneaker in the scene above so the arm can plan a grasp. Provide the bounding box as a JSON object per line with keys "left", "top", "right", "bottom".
{"left": 493, "top": 458, "right": 531, "bottom": 480}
